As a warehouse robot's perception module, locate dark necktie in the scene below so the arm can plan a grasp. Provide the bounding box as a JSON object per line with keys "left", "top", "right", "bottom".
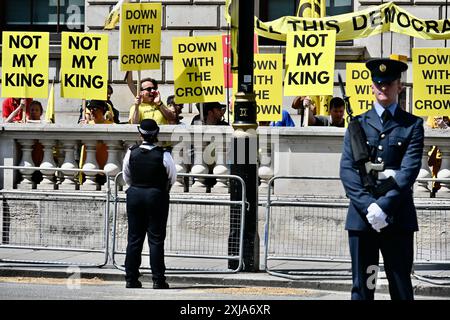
{"left": 381, "top": 109, "right": 391, "bottom": 124}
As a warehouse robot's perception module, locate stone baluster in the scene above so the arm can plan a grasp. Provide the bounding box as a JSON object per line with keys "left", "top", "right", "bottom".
{"left": 190, "top": 140, "right": 209, "bottom": 192}
{"left": 211, "top": 136, "right": 229, "bottom": 193}
{"left": 17, "top": 139, "right": 35, "bottom": 189}
{"left": 80, "top": 140, "right": 99, "bottom": 191}
{"left": 415, "top": 146, "right": 432, "bottom": 196}
{"left": 59, "top": 140, "right": 78, "bottom": 190}
{"left": 258, "top": 142, "right": 274, "bottom": 194}
{"left": 170, "top": 140, "right": 187, "bottom": 193}
{"left": 104, "top": 140, "right": 123, "bottom": 190}
{"left": 37, "top": 139, "right": 57, "bottom": 190}
{"left": 437, "top": 145, "right": 450, "bottom": 197}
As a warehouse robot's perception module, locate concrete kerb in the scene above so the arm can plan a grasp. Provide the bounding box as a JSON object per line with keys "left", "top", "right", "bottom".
{"left": 0, "top": 266, "right": 449, "bottom": 298}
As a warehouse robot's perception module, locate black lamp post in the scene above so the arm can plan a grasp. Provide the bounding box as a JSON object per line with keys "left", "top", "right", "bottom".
{"left": 228, "top": 0, "right": 259, "bottom": 272}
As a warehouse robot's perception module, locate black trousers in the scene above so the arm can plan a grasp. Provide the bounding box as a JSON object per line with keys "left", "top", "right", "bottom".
{"left": 125, "top": 186, "right": 169, "bottom": 283}
{"left": 348, "top": 229, "right": 414, "bottom": 300}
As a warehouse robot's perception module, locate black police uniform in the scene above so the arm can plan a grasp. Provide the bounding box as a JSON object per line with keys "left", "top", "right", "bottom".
{"left": 125, "top": 143, "right": 170, "bottom": 286}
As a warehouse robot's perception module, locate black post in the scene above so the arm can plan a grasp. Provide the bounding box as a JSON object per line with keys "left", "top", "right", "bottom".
{"left": 228, "top": 0, "right": 259, "bottom": 272}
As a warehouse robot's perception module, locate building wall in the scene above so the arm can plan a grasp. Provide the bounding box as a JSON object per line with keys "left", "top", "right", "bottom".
{"left": 0, "top": 1, "right": 448, "bottom": 124}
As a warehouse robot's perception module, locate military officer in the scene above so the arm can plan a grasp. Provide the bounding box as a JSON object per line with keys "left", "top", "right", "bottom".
{"left": 122, "top": 119, "right": 177, "bottom": 289}
{"left": 340, "top": 58, "right": 424, "bottom": 300}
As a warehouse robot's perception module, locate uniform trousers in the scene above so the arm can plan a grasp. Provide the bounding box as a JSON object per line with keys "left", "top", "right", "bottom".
{"left": 348, "top": 229, "right": 414, "bottom": 300}
{"left": 125, "top": 186, "right": 169, "bottom": 283}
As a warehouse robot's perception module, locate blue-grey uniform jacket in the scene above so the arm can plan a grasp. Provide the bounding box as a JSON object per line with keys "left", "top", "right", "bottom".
{"left": 340, "top": 106, "right": 424, "bottom": 232}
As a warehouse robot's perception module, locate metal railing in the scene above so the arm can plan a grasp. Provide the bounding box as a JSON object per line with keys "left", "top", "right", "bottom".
{"left": 0, "top": 166, "right": 111, "bottom": 267}
{"left": 264, "top": 176, "right": 450, "bottom": 283}
{"left": 111, "top": 172, "right": 247, "bottom": 273}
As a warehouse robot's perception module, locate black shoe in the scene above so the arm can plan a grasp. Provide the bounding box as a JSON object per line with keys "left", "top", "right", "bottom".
{"left": 126, "top": 280, "right": 142, "bottom": 288}
{"left": 153, "top": 281, "right": 169, "bottom": 289}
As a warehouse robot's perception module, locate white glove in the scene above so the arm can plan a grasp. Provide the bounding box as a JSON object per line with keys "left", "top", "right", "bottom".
{"left": 378, "top": 169, "right": 397, "bottom": 180}
{"left": 366, "top": 203, "right": 388, "bottom": 232}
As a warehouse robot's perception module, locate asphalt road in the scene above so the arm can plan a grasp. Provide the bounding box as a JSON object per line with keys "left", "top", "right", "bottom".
{"left": 1, "top": 277, "right": 447, "bottom": 319}
{"left": 0, "top": 276, "right": 358, "bottom": 300}
{"left": 2, "top": 276, "right": 444, "bottom": 300}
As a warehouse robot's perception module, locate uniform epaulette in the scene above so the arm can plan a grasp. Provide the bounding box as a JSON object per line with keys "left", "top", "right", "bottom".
{"left": 129, "top": 144, "right": 139, "bottom": 151}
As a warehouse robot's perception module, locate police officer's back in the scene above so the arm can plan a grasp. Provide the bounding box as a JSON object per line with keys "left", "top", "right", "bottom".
{"left": 122, "top": 119, "right": 176, "bottom": 289}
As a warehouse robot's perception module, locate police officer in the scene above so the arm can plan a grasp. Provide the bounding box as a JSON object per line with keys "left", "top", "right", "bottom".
{"left": 122, "top": 119, "right": 177, "bottom": 289}
{"left": 340, "top": 58, "right": 424, "bottom": 300}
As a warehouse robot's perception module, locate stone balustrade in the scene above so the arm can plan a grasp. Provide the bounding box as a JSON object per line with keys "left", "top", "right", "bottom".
{"left": 0, "top": 123, "right": 449, "bottom": 198}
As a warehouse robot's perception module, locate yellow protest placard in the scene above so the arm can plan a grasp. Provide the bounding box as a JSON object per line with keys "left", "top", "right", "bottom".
{"left": 60, "top": 32, "right": 108, "bottom": 100}
{"left": 173, "top": 35, "right": 225, "bottom": 104}
{"left": 1, "top": 32, "right": 49, "bottom": 98}
{"left": 345, "top": 63, "right": 375, "bottom": 116}
{"left": 254, "top": 54, "right": 283, "bottom": 122}
{"left": 284, "top": 30, "right": 336, "bottom": 97}
{"left": 120, "top": 2, "right": 161, "bottom": 71}
{"left": 412, "top": 48, "right": 450, "bottom": 117}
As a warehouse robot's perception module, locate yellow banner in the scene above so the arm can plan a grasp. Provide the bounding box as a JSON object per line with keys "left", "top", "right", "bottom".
{"left": 1, "top": 32, "right": 49, "bottom": 98}
{"left": 120, "top": 2, "right": 161, "bottom": 71}
{"left": 255, "top": 2, "right": 450, "bottom": 42}
{"left": 412, "top": 48, "right": 450, "bottom": 117}
{"left": 254, "top": 54, "right": 283, "bottom": 122}
{"left": 345, "top": 63, "right": 375, "bottom": 116}
{"left": 173, "top": 35, "right": 225, "bottom": 104}
{"left": 60, "top": 32, "right": 109, "bottom": 100}
{"left": 284, "top": 30, "right": 336, "bottom": 96}
{"left": 297, "top": 0, "right": 322, "bottom": 18}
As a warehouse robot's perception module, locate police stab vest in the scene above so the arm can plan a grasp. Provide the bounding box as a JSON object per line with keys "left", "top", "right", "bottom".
{"left": 129, "top": 145, "right": 168, "bottom": 189}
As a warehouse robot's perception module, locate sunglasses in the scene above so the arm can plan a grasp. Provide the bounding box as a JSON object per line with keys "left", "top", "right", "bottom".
{"left": 141, "top": 87, "right": 156, "bottom": 92}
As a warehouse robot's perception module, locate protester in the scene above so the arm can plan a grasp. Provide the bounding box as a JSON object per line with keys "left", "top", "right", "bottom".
{"left": 2, "top": 97, "right": 33, "bottom": 123}
{"left": 340, "top": 58, "right": 424, "bottom": 300}
{"left": 191, "top": 102, "right": 229, "bottom": 125}
{"left": 78, "top": 100, "right": 113, "bottom": 185}
{"left": 290, "top": 96, "right": 316, "bottom": 127}
{"left": 122, "top": 119, "right": 176, "bottom": 289}
{"left": 105, "top": 84, "right": 121, "bottom": 124}
{"left": 129, "top": 77, "right": 175, "bottom": 124}
{"left": 270, "top": 109, "right": 295, "bottom": 127}
{"left": 308, "top": 97, "right": 345, "bottom": 127}
{"left": 166, "top": 95, "right": 184, "bottom": 125}
{"left": 26, "top": 100, "right": 44, "bottom": 123}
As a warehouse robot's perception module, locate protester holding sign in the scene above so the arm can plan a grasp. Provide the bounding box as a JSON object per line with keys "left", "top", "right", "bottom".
{"left": 128, "top": 78, "right": 175, "bottom": 124}
{"left": 2, "top": 97, "right": 33, "bottom": 123}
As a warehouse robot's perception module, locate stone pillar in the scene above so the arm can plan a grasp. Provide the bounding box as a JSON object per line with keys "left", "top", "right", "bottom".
{"left": 104, "top": 140, "right": 123, "bottom": 190}
{"left": 80, "top": 140, "right": 99, "bottom": 191}
{"left": 190, "top": 141, "right": 208, "bottom": 192}
{"left": 17, "top": 139, "right": 35, "bottom": 189}
{"left": 59, "top": 140, "right": 78, "bottom": 190}
{"left": 437, "top": 146, "right": 450, "bottom": 197}
{"left": 415, "top": 147, "right": 432, "bottom": 196}
{"left": 211, "top": 139, "right": 229, "bottom": 193}
{"left": 258, "top": 142, "right": 274, "bottom": 195}
{"left": 37, "top": 140, "right": 57, "bottom": 190}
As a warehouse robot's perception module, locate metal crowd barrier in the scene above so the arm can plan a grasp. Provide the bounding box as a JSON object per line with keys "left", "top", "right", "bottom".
{"left": 412, "top": 193, "right": 450, "bottom": 285}
{"left": 0, "top": 166, "right": 111, "bottom": 267}
{"left": 264, "top": 176, "right": 450, "bottom": 283}
{"left": 264, "top": 176, "right": 352, "bottom": 280}
{"left": 111, "top": 172, "right": 247, "bottom": 273}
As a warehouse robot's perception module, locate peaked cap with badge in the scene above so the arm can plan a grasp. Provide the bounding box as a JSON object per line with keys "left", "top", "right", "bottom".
{"left": 365, "top": 58, "right": 408, "bottom": 83}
